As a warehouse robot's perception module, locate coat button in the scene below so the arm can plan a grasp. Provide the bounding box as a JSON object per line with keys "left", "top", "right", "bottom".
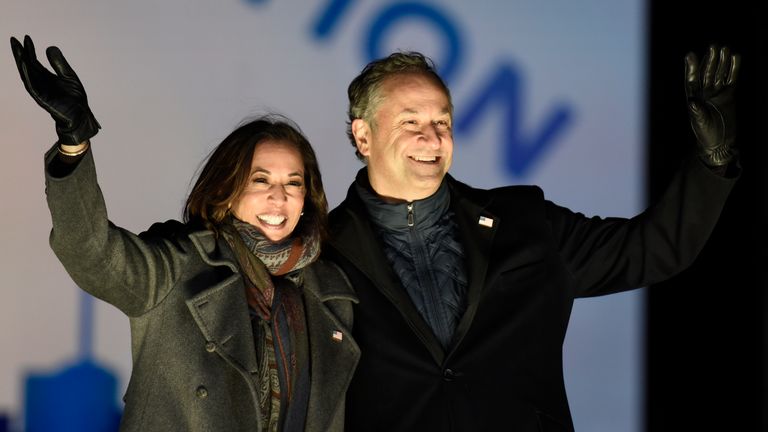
{"left": 443, "top": 368, "right": 458, "bottom": 382}
{"left": 205, "top": 342, "right": 216, "bottom": 352}
{"left": 196, "top": 386, "right": 208, "bottom": 399}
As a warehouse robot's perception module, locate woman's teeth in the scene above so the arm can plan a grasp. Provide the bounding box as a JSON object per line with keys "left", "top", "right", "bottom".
{"left": 257, "top": 215, "right": 286, "bottom": 226}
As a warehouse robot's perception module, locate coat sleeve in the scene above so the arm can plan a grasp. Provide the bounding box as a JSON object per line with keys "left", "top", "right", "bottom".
{"left": 44, "top": 145, "right": 188, "bottom": 317}
{"left": 546, "top": 156, "right": 738, "bottom": 297}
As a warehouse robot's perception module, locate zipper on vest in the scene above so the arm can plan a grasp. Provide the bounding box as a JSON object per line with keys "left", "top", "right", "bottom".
{"left": 407, "top": 203, "right": 414, "bottom": 227}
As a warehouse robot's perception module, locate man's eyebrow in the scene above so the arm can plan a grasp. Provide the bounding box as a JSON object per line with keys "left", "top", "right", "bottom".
{"left": 396, "top": 108, "right": 419, "bottom": 116}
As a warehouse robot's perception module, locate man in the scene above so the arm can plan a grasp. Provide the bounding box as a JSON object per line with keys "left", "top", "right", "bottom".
{"left": 324, "top": 47, "right": 739, "bottom": 431}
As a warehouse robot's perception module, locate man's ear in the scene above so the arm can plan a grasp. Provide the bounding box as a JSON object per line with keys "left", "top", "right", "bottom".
{"left": 351, "top": 118, "right": 371, "bottom": 157}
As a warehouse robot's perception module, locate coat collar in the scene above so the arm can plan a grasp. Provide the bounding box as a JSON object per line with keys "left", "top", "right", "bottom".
{"left": 186, "top": 229, "right": 359, "bottom": 431}
{"left": 330, "top": 181, "right": 447, "bottom": 364}
{"left": 185, "top": 230, "right": 259, "bottom": 374}
{"left": 329, "top": 173, "right": 500, "bottom": 362}
{"left": 354, "top": 167, "right": 452, "bottom": 231}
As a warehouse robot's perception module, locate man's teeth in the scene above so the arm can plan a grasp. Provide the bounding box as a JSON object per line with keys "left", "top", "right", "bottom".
{"left": 257, "top": 215, "right": 286, "bottom": 225}
{"left": 412, "top": 156, "right": 437, "bottom": 162}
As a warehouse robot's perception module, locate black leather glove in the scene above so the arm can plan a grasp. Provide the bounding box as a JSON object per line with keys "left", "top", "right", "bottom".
{"left": 11, "top": 35, "right": 100, "bottom": 145}
{"left": 684, "top": 45, "right": 740, "bottom": 167}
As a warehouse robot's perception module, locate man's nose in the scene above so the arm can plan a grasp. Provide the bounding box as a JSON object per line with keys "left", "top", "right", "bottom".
{"left": 421, "top": 124, "right": 443, "bottom": 147}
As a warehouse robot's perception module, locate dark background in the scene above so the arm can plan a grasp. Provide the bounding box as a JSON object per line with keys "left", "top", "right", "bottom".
{"left": 646, "top": 0, "right": 767, "bottom": 430}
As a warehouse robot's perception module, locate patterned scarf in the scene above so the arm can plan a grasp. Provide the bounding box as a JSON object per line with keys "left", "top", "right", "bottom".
{"left": 221, "top": 217, "right": 319, "bottom": 432}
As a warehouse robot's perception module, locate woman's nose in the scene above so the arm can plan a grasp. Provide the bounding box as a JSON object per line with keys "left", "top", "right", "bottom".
{"left": 268, "top": 184, "right": 287, "bottom": 201}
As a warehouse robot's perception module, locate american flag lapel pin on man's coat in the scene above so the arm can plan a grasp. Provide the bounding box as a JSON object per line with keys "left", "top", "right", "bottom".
{"left": 478, "top": 216, "right": 494, "bottom": 228}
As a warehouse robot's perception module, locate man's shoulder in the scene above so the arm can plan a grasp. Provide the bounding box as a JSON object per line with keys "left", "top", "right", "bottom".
{"left": 328, "top": 181, "right": 365, "bottom": 222}
{"left": 328, "top": 195, "right": 355, "bottom": 223}
{"left": 446, "top": 175, "right": 544, "bottom": 203}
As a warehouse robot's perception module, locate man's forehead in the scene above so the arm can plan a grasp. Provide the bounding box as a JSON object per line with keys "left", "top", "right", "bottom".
{"left": 392, "top": 107, "right": 452, "bottom": 117}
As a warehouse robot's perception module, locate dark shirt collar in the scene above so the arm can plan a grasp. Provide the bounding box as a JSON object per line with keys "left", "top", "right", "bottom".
{"left": 354, "top": 167, "right": 450, "bottom": 231}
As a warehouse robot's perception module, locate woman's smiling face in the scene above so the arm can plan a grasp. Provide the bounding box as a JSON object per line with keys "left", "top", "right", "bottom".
{"left": 231, "top": 140, "right": 306, "bottom": 242}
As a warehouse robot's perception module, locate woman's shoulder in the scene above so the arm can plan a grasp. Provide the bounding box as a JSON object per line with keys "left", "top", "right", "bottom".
{"left": 141, "top": 219, "right": 200, "bottom": 241}
{"left": 139, "top": 220, "right": 217, "bottom": 253}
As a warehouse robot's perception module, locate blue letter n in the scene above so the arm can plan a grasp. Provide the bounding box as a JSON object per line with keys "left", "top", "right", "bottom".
{"left": 455, "top": 63, "right": 573, "bottom": 178}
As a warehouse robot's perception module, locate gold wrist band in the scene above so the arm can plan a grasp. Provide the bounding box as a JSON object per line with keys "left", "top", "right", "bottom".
{"left": 58, "top": 141, "right": 90, "bottom": 157}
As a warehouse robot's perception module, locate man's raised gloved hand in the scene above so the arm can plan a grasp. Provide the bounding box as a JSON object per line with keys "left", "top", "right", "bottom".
{"left": 685, "top": 45, "right": 740, "bottom": 167}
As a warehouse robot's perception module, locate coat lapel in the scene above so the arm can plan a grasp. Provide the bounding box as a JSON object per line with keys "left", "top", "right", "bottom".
{"left": 330, "top": 187, "right": 447, "bottom": 365}
{"left": 302, "top": 262, "right": 360, "bottom": 432}
{"left": 186, "top": 232, "right": 360, "bottom": 431}
{"left": 185, "top": 231, "right": 259, "bottom": 374}
{"left": 447, "top": 177, "right": 498, "bottom": 351}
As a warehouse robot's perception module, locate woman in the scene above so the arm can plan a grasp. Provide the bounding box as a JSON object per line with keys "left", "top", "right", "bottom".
{"left": 11, "top": 35, "right": 359, "bottom": 432}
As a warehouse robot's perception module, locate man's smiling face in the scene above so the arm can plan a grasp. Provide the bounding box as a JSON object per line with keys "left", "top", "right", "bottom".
{"left": 352, "top": 72, "right": 453, "bottom": 201}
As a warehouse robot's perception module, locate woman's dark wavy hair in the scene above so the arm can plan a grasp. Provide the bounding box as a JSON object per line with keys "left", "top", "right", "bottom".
{"left": 184, "top": 115, "right": 328, "bottom": 240}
